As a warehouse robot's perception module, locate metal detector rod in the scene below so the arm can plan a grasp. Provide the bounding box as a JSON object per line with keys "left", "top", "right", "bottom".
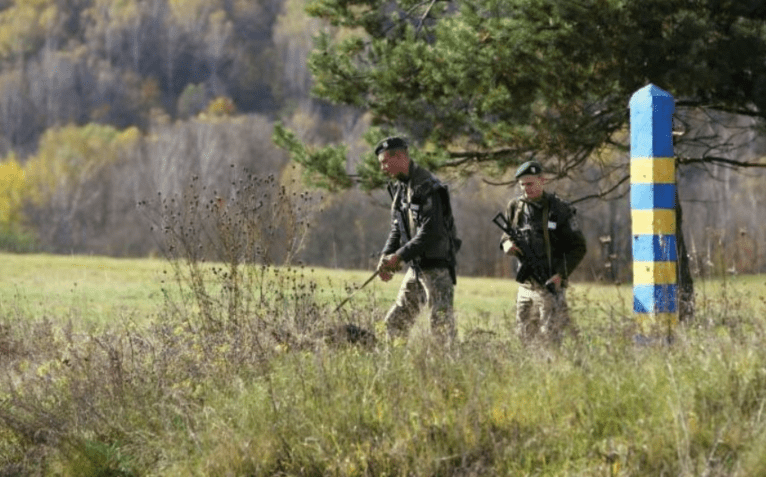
{"left": 334, "top": 269, "right": 380, "bottom": 312}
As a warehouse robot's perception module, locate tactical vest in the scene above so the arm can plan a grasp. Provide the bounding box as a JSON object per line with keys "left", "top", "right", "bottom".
{"left": 506, "top": 192, "right": 576, "bottom": 278}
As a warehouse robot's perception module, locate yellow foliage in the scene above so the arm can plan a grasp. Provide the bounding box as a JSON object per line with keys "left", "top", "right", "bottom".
{"left": 275, "top": 0, "right": 310, "bottom": 37}
{"left": 169, "top": 0, "right": 224, "bottom": 24}
{"left": 209, "top": 9, "right": 228, "bottom": 28}
{"left": 92, "top": 0, "right": 139, "bottom": 19}
{"left": 205, "top": 96, "right": 236, "bottom": 117}
{"left": 117, "top": 126, "right": 141, "bottom": 147}
{"left": 0, "top": 155, "right": 26, "bottom": 225}
{"left": 23, "top": 123, "right": 138, "bottom": 205}
{"left": 0, "top": 4, "right": 39, "bottom": 58}
{"left": 37, "top": 5, "right": 58, "bottom": 30}
{"left": 21, "top": 0, "right": 56, "bottom": 8}
{"left": 0, "top": 0, "right": 63, "bottom": 58}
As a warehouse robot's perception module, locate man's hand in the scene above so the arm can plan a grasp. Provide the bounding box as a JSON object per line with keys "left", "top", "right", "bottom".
{"left": 544, "top": 274, "right": 562, "bottom": 292}
{"left": 376, "top": 256, "right": 392, "bottom": 281}
{"left": 377, "top": 254, "right": 402, "bottom": 281}
{"left": 501, "top": 239, "right": 523, "bottom": 257}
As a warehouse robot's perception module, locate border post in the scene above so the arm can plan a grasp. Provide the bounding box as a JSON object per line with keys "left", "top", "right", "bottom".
{"left": 629, "top": 84, "right": 678, "bottom": 337}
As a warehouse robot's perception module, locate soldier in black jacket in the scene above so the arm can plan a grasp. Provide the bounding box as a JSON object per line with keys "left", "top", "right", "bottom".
{"left": 376, "top": 137, "right": 460, "bottom": 346}
{"left": 500, "top": 160, "right": 587, "bottom": 345}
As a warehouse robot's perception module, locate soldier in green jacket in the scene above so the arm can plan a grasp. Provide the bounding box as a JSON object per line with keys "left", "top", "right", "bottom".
{"left": 376, "top": 137, "right": 461, "bottom": 347}
{"left": 500, "top": 160, "right": 587, "bottom": 345}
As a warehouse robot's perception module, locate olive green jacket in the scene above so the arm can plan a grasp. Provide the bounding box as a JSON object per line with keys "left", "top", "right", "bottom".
{"left": 501, "top": 192, "right": 587, "bottom": 281}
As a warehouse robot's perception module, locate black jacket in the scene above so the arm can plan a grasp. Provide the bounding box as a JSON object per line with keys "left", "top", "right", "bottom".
{"left": 382, "top": 162, "right": 457, "bottom": 271}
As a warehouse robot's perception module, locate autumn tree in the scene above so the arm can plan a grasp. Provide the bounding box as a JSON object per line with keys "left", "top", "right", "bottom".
{"left": 0, "top": 153, "right": 35, "bottom": 250}
{"left": 22, "top": 124, "right": 140, "bottom": 252}
{"left": 0, "top": 0, "right": 287, "bottom": 154}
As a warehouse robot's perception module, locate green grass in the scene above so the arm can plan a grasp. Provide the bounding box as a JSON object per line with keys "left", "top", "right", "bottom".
{"left": 0, "top": 253, "right": 520, "bottom": 334}
{"left": 0, "top": 253, "right": 167, "bottom": 329}
{"left": 2, "top": 253, "right": 766, "bottom": 476}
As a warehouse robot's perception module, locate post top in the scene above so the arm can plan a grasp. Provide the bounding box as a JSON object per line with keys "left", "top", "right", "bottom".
{"left": 629, "top": 83, "right": 674, "bottom": 110}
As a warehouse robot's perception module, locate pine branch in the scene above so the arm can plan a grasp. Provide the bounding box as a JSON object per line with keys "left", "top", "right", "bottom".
{"left": 570, "top": 174, "right": 630, "bottom": 205}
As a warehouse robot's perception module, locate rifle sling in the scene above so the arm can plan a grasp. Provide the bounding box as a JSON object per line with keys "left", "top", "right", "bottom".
{"left": 542, "top": 199, "right": 552, "bottom": 276}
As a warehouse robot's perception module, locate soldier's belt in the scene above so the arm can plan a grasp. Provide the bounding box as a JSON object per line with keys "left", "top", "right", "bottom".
{"left": 418, "top": 258, "right": 452, "bottom": 269}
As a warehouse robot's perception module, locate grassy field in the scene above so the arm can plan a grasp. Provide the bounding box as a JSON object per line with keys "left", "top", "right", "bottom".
{"left": 0, "top": 253, "right": 525, "bottom": 336}
{"left": 2, "top": 252, "right": 766, "bottom": 476}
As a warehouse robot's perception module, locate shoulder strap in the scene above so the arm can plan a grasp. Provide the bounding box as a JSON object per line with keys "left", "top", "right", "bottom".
{"left": 511, "top": 199, "right": 522, "bottom": 228}
{"left": 542, "top": 198, "right": 552, "bottom": 273}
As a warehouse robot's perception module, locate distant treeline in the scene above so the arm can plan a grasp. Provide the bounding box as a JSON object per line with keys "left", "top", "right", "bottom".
{"left": 0, "top": 0, "right": 315, "bottom": 157}
{"left": 0, "top": 0, "right": 764, "bottom": 280}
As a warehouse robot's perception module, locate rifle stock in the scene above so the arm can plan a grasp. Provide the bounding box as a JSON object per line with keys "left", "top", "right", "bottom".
{"left": 493, "top": 212, "right": 557, "bottom": 294}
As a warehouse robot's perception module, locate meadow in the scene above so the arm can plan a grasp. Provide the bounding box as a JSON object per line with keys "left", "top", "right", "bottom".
{"left": 2, "top": 252, "right": 766, "bottom": 476}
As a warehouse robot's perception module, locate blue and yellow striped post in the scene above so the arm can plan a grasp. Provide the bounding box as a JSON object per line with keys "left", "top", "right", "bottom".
{"left": 629, "top": 84, "right": 678, "bottom": 335}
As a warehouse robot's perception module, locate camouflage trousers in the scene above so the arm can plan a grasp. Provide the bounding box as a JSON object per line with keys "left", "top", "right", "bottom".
{"left": 515, "top": 281, "right": 574, "bottom": 346}
{"left": 384, "top": 267, "right": 456, "bottom": 345}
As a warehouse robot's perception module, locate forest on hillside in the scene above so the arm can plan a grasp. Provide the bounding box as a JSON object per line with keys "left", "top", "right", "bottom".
{"left": 0, "top": 0, "right": 765, "bottom": 281}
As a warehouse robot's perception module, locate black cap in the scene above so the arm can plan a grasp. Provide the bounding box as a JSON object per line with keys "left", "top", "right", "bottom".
{"left": 374, "top": 136, "right": 408, "bottom": 155}
{"left": 514, "top": 160, "right": 544, "bottom": 179}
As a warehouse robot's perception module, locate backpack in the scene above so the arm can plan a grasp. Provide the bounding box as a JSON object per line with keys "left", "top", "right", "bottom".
{"left": 435, "top": 183, "right": 461, "bottom": 284}
{"left": 437, "top": 184, "right": 462, "bottom": 256}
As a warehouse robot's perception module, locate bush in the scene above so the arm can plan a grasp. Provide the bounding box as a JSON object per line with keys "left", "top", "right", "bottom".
{"left": 0, "top": 224, "right": 37, "bottom": 253}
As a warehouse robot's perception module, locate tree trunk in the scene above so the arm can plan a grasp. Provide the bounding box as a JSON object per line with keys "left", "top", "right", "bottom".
{"left": 676, "top": 188, "right": 695, "bottom": 321}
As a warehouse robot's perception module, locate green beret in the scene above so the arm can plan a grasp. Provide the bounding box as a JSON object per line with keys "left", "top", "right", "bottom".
{"left": 515, "top": 160, "right": 544, "bottom": 179}
{"left": 374, "top": 136, "right": 408, "bottom": 155}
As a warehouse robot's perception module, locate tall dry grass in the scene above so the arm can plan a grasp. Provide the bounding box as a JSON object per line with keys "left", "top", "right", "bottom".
{"left": 2, "top": 170, "right": 766, "bottom": 475}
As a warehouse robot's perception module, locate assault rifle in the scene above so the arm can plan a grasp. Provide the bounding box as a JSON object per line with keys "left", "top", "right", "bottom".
{"left": 492, "top": 212, "right": 557, "bottom": 294}
{"left": 334, "top": 269, "right": 380, "bottom": 312}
